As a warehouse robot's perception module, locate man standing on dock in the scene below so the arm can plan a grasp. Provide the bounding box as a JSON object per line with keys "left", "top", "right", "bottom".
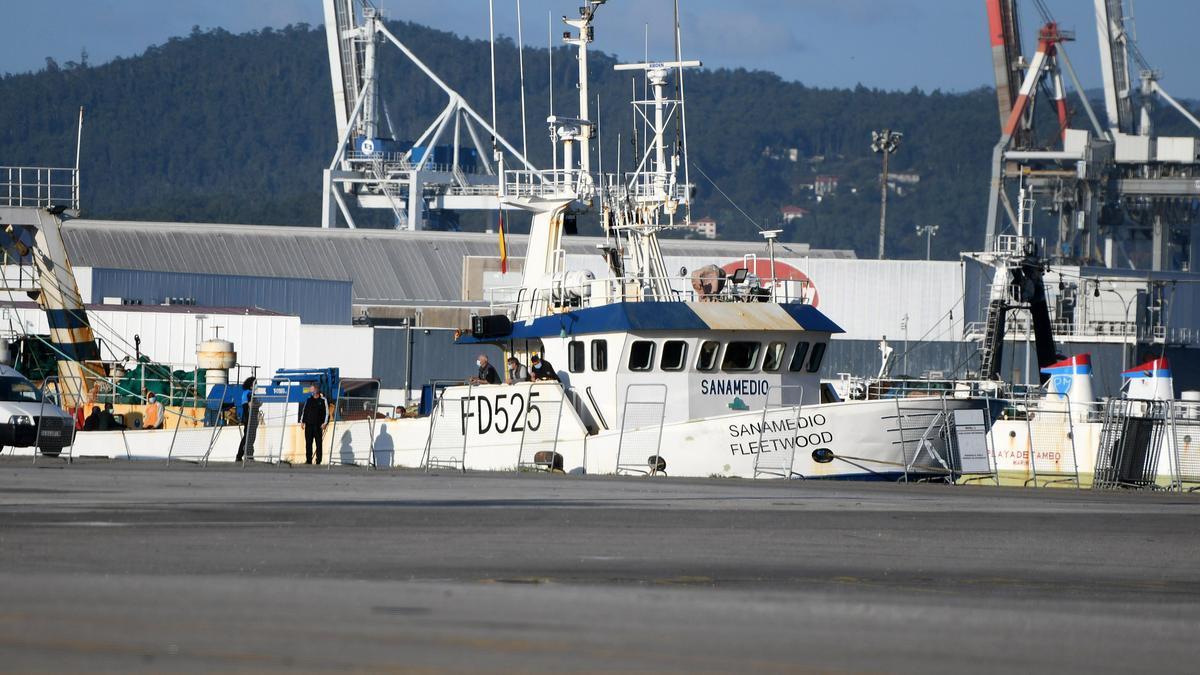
{"left": 236, "top": 377, "right": 257, "bottom": 462}
{"left": 301, "top": 388, "right": 328, "bottom": 465}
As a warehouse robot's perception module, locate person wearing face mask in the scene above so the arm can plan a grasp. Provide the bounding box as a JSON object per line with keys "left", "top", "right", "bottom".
{"left": 469, "top": 354, "right": 500, "bottom": 385}
{"left": 505, "top": 356, "right": 530, "bottom": 384}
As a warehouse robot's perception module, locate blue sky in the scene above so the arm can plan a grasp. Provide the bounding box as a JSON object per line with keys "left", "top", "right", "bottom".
{"left": 2, "top": 1, "right": 1198, "bottom": 98}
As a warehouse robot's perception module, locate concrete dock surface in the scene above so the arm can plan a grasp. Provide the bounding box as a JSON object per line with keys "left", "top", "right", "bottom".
{"left": 1, "top": 458, "right": 1199, "bottom": 673}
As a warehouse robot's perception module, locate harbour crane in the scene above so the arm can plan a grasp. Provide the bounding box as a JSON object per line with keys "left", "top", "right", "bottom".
{"left": 320, "top": 0, "right": 604, "bottom": 230}
{"left": 982, "top": 0, "right": 1200, "bottom": 272}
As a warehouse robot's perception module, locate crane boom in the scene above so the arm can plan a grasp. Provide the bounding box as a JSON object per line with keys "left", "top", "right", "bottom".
{"left": 985, "top": 0, "right": 1023, "bottom": 138}
{"left": 324, "top": 0, "right": 363, "bottom": 145}
{"left": 1094, "top": 0, "right": 1135, "bottom": 135}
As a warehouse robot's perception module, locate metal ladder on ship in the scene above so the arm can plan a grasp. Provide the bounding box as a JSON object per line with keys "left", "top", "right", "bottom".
{"left": 753, "top": 385, "right": 805, "bottom": 479}
{"left": 978, "top": 299, "right": 1007, "bottom": 378}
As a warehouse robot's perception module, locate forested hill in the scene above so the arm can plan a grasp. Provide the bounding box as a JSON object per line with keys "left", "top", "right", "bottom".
{"left": 3, "top": 22, "right": 1196, "bottom": 259}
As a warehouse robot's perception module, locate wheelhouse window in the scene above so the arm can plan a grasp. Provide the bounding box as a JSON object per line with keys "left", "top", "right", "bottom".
{"left": 628, "top": 340, "right": 656, "bottom": 371}
{"left": 807, "top": 342, "right": 827, "bottom": 373}
{"left": 568, "top": 340, "right": 585, "bottom": 373}
{"left": 660, "top": 340, "right": 688, "bottom": 371}
{"left": 591, "top": 339, "right": 608, "bottom": 372}
{"left": 721, "top": 341, "right": 761, "bottom": 372}
{"left": 696, "top": 341, "right": 720, "bottom": 372}
{"left": 763, "top": 341, "right": 786, "bottom": 372}
{"left": 789, "top": 342, "right": 810, "bottom": 372}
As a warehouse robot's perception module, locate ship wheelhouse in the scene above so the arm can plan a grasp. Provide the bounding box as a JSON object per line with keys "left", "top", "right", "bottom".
{"left": 458, "top": 300, "right": 844, "bottom": 432}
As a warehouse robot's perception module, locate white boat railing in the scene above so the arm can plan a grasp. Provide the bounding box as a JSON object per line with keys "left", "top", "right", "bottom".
{"left": 487, "top": 274, "right": 814, "bottom": 316}
{"left": 963, "top": 318, "right": 1200, "bottom": 345}
{"left": 1, "top": 166, "right": 78, "bottom": 210}
{"left": 992, "top": 234, "right": 1034, "bottom": 256}
{"left": 503, "top": 169, "right": 592, "bottom": 200}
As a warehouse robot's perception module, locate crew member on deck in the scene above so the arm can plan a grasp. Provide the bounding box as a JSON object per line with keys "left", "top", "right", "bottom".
{"left": 83, "top": 406, "right": 103, "bottom": 431}
{"left": 530, "top": 354, "right": 559, "bottom": 382}
{"left": 143, "top": 391, "right": 164, "bottom": 430}
{"left": 470, "top": 354, "right": 500, "bottom": 385}
{"left": 506, "top": 356, "right": 530, "bottom": 384}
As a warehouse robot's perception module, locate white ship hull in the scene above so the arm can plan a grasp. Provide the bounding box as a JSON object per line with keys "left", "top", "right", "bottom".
{"left": 15, "top": 389, "right": 990, "bottom": 481}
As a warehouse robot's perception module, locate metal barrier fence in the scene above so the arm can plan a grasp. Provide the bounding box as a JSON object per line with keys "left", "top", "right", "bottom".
{"left": 1022, "top": 395, "right": 1082, "bottom": 488}
{"left": 615, "top": 383, "right": 668, "bottom": 476}
{"left": 890, "top": 396, "right": 956, "bottom": 481}
{"left": 1094, "top": 399, "right": 1170, "bottom": 490}
{"left": 327, "top": 387, "right": 380, "bottom": 468}
{"left": 1169, "top": 400, "right": 1200, "bottom": 491}
{"left": 753, "top": 385, "right": 805, "bottom": 479}
{"left": 252, "top": 389, "right": 294, "bottom": 465}
{"left": 165, "top": 398, "right": 227, "bottom": 465}
{"left": 514, "top": 383, "right": 567, "bottom": 473}
{"left": 423, "top": 384, "right": 470, "bottom": 471}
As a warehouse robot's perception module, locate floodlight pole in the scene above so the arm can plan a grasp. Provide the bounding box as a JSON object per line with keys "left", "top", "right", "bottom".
{"left": 916, "top": 224, "right": 939, "bottom": 260}
{"left": 872, "top": 129, "right": 902, "bottom": 260}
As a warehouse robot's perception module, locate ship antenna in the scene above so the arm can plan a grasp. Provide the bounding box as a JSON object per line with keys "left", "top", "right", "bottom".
{"left": 674, "top": 0, "right": 693, "bottom": 226}
{"left": 487, "top": 0, "right": 498, "bottom": 158}
{"left": 548, "top": 11, "right": 556, "bottom": 173}
{"left": 516, "top": 0, "right": 529, "bottom": 159}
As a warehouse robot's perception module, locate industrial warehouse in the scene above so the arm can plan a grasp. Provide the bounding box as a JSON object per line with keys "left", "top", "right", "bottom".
{"left": 2, "top": 217, "right": 1191, "bottom": 405}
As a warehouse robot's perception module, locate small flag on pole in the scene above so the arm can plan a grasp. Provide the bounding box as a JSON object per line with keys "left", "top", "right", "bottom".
{"left": 498, "top": 210, "right": 508, "bottom": 274}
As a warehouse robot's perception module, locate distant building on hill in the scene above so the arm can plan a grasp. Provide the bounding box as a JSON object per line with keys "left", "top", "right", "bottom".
{"left": 691, "top": 217, "right": 717, "bottom": 240}
{"left": 885, "top": 172, "right": 921, "bottom": 196}
{"left": 815, "top": 175, "right": 840, "bottom": 199}
{"left": 780, "top": 206, "right": 809, "bottom": 223}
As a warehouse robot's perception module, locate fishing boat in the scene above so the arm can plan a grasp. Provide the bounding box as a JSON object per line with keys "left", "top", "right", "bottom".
{"left": 417, "top": 35, "right": 999, "bottom": 480}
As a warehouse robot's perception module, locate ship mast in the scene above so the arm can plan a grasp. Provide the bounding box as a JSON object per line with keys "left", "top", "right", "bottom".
{"left": 607, "top": 58, "right": 700, "bottom": 301}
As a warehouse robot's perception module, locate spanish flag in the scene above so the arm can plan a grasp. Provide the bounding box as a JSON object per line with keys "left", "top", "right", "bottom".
{"left": 498, "top": 210, "right": 508, "bottom": 274}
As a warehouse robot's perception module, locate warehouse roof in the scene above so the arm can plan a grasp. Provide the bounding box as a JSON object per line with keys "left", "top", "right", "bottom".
{"left": 0, "top": 299, "right": 287, "bottom": 316}
{"left": 62, "top": 219, "right": 855, "bottom": 305}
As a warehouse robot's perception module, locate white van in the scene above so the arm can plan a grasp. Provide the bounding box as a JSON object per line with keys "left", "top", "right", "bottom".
{"left": 0, "top": 365, "right": 77, "bottom": 455}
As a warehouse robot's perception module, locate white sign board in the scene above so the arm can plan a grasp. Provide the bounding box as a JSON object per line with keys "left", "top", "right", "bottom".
{"left": 952, "top": 408, "right": 992, "bottom": 474}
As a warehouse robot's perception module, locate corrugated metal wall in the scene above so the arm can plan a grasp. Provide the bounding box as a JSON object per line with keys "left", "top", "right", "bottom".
{"left": 299, "top": 325, "right": 375, "bottom": 377}
{"left": 63, "top": 219, "right": 851, "bottom": 308}
{"left": 88, "top": 268, "right": 352, "bottom": 325}
{"left": 372, "top": 327, "right": 503, "bottom": 390}
{"left": 555, "top": 254, "right": 966, "bottom": 342}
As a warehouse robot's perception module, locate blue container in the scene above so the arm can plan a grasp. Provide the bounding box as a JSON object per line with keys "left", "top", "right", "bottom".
{"left": 419, "top": 384, "right": 435, "bottom": 416}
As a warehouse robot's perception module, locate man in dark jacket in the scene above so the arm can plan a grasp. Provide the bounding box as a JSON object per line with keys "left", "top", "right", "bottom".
{"left": 530, "top": 353, "right": 559, "bottom": 381}
{"left": 469, "top": 354, "right": 500, "bottom": 385}
{"left": 83, "top": 406, "right": 103, "bottom": 431}
{"left": 301, "top": 388, "right": 329, "bottom": 465}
